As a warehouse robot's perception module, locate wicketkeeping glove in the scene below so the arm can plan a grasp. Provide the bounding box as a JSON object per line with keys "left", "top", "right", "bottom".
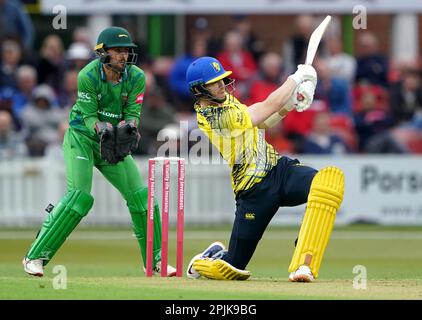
{"left": 285, "top": 80, "right": 316, "bottom": 112}
{"left": 95, "top": 122, "right": 121, "bottom": 164}
{"left": 115, "top": 120, "right": 141, "bottom": 159}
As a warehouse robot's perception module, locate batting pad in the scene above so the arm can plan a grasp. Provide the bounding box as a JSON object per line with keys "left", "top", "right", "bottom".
{"left": 26, "top": 189, "right": 94, "bottom": 264}
{"left": 288, "top": 167, "right": 344, "bottom": 278}
{"left": 193, "top": 258, "right": 251, "bottom": 280}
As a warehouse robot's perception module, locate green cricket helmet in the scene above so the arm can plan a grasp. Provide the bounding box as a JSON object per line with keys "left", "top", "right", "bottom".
{"left": 94, "top": 26, "right": 138, "bottom": 71}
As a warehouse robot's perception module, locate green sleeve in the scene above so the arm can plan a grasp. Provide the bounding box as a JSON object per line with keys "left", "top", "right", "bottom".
{"left": 124, "top": 72, "right": 145, "bottom": 126}
{"left": 77, "top": 73, "right": 99, "bottom": 133}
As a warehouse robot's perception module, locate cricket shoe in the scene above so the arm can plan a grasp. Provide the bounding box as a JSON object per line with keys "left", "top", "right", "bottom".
{"left": 22, "top": 257, "right": 44, "bottom": 277}
{"left": 288, "top": 265, "right": 315, "bottom": 283}
{"left": 154, "top": 261, "right": 177, "bottom": 277}
{"left": 143, "top": 261, "right": 177, "bottom": 277}
{"left": 186, "top": 241, "right": 226, "bottom": 279}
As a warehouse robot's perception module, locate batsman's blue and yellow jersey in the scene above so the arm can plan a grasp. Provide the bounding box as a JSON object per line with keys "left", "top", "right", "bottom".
{"left": 195, "top": 95, "right": 280, "bottom": 195}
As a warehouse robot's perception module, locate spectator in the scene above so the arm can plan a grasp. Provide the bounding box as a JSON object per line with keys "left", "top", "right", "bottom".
{"left": 283, "top": 99, "right": 329, "bottom": 153}
{"left": 302, "top": 111, "right": 349, "bottom": 154}
{"left": 326, "top": 36, "right": 357, "bottom": 85}
{"left": 44, "top": 120, "right": 69, "bottom": 162}
{"left": 314, "top": 58, "right": 352, "bottom": 115}
{"left": 232, "top": 15, "right": 265, "bottom": 62}
{"left": 364, "top": 129, "right": 407, "bottom": 154}
{"left": 282, "top": 14, "right": 315, "bottom": 75}
{"left": 246, "top": 52, "right": 284, "bottom": 105}
{"left": 191, "top": 17, "right": 222, "bottom": 57}
{"left": 389, "top": 68, "right": 422, "bottom": 125}
{"left": 217, "top": 30, "right": 257, "bottom": 99}
{"left": 12, "top": 65, "right": 37, "bottom": 118}
{"left": 0, "top": 0, "right": 34, "bottom": 50}
{"left": 169, "top": 37, "right": 207, "bottom": 113}
{"left": 150, "top": 56, "right": 175, "bottom": 103}
{"left": 36, "top": 34, "right": 65, "bottom": 91}
{"left": 57, "top": 69, "right": 78, "bottom": 110}
{"left": 138, "top": 86, "right": 177, "bottom": 155}
{"left": 0, "top": 110, "right": 27, "bottom": 159}
{"left": 265, "top": 122, "right": 294, "bottom": 154}
{"left": 0, "top": 39, "right": 22, "bottom": 89}
{"left": 352, "top": 82, "right": 389, "bottom": 113}
{"left": 0, "top": 86, "right": 21, "bottom": 130}
{"left": 21, "top": 84, "right": 66, "bottom": 156}
{"left": 65, "top": 42, "right": 92, "bottom": 71}
{"left": 354, "top": 88, "right": 393, "bottom": 152}
{"left": 355, "top": 31, "right": 389, "bottom": 88}
{"left": 72, "top": 26, "right": 93, "bottom": 49}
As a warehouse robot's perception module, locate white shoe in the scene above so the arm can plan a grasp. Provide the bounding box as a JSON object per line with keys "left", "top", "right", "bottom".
{"left": 186, "top": 241, "right": 226, "bottom": 279}
{"left": 288, "top": 265, "right": 314, "bottom": 282}
{"left": 154, "top": 261, "right": 177, "bottom": 277}
{"left": 143, "top": 261, "right": 177, "bottom": 277}
{"left": 22, "top": 257, "right": 44, "bottom": 277}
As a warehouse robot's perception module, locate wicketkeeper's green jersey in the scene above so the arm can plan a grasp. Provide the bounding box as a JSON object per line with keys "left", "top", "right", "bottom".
{"left": 69, "top": 59, "right": 146, "bottom": 140}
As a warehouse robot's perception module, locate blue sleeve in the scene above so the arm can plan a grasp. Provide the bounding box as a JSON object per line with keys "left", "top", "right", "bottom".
{"left": 13, "top": 2, "right": 34, "bottom": 49}
{"left": 169, "top": 58, "right": 192, "bottom": 98}
{"left": 302, "top": 140, "right": 324, "bottom": 154}
{"left": 331, "top": 79, "right": 352, "bottom": 115}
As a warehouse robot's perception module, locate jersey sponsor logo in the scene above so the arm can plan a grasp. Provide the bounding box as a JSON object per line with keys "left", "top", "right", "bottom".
{"left": 78, "top": 91, "right": 91, "bottom": 102}
{"left": 136, "top": 93, "right": 144, "bottom": 104}
{"left": 212, "top": 62, "right": 220, "bottom": 72}
{"left": 97, "top": 110, "right": 122, "bottom": 119}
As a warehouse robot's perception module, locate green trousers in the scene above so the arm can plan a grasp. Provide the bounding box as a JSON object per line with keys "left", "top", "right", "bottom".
{"left": 26, "top": 128, "right": 162, "bottom": 268}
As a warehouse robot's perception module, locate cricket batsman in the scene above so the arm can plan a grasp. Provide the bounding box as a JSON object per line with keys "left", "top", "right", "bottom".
{"left": 22, "top": 26, "right": 175, "bottom": 277}
{"left": 185, "top": 56, "right": 344, "bottom": 282}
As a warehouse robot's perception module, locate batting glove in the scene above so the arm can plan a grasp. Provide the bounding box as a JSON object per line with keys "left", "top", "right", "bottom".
{"left": 288, "top": 64, "right": 317, "bottom": 86}
{"left": 285, "top": 80, "right": 316, "bottom": 112}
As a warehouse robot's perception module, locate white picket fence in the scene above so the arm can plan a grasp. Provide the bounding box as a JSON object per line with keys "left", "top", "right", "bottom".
{"left": 4, "top": 155, "right": 422, "bottom": 227}
{"left": 0, "top": 157, "right": 237, "bottom": 227}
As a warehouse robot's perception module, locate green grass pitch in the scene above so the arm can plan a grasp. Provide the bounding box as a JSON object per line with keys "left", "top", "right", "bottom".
{"left": 1, "top": 225, "right": 422, "bottom": 300}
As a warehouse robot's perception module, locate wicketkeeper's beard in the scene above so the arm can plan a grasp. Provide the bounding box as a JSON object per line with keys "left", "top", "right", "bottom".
{"left": 106, "top": 61, "right": 127, "bottom": 73}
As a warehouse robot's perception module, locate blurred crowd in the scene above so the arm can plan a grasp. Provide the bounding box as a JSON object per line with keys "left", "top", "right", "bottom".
{"left": 1, "top": 1, "right": 422, "bottom": 161}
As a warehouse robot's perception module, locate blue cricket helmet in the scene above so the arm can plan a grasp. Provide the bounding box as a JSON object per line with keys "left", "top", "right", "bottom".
{"left": 186, "top": 56, "right": 233, "bottom": 102}
{"left": 186, "top": 57, "right": 232, "bottom": 88}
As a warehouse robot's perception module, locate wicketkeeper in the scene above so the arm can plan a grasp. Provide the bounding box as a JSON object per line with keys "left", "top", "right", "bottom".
{"left": 185, "top": 57, "right": 344, "bottom": 282}
{"left": 23, "top": 26, "right": 175, "bottom": 277}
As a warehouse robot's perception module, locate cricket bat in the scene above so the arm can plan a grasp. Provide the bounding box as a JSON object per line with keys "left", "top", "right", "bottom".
{"left": 305, "top": 15, "right": 332, "bottom": 65}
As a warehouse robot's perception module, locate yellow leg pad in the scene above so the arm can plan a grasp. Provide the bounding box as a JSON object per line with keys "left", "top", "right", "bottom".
{"left": 193, "top": 258, "right": 251, "bottom": 280}
{"left": 288, "top": 166, "right": 344, "bottom": 278}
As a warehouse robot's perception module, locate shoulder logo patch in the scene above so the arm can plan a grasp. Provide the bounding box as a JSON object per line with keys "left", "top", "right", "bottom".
{"left": 136, "top": 93, "right": 144, "bottom": 104}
